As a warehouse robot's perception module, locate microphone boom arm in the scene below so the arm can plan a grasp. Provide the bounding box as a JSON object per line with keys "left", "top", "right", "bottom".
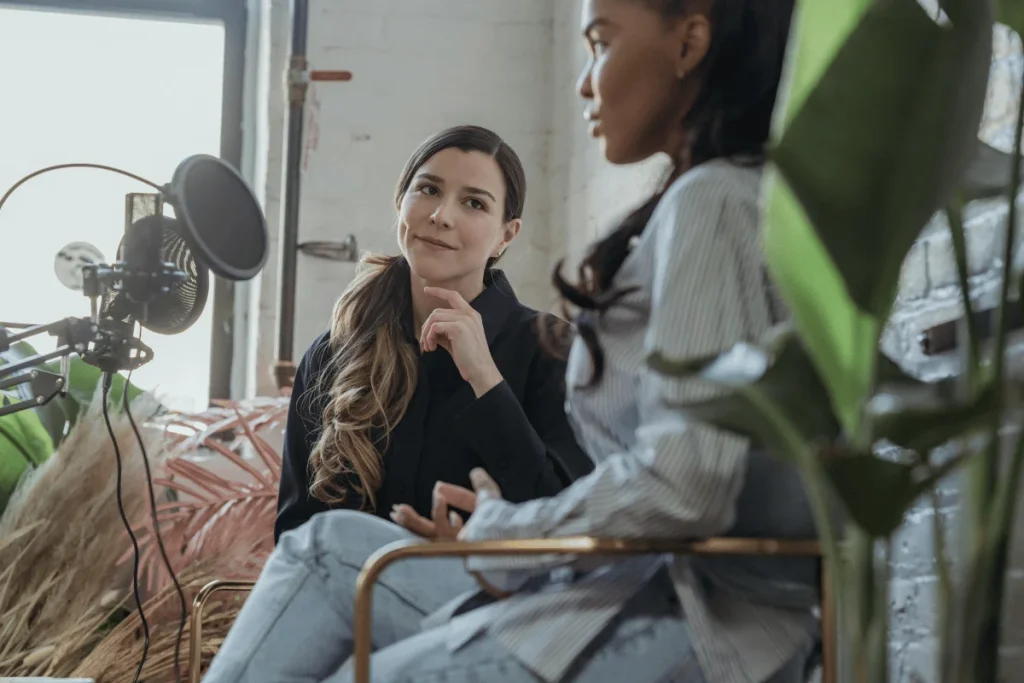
{"left": 0, "top": 318, "right": 152, "bottom": 418}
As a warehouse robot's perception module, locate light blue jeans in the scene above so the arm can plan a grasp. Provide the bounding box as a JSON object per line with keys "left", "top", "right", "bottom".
{"left": 202, "top": 510, "right": 813, "bottom": 683}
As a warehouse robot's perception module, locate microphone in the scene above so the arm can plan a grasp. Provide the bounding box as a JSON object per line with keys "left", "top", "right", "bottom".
{"left": 0, "top": 154, "right": 270, "bottom": 683}
{"left": 1, "top": 154, "right": 269, "bottom": 380}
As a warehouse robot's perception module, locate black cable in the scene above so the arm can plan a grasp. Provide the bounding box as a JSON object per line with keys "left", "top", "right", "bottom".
{"left": 102, "top": 373, "right": 150, "bottom": 683}
{"left": 0, "top": 162, "right": 161, "bottom": 215}
{"left": 123, "top": 364, "right": 187, "bottom": 683}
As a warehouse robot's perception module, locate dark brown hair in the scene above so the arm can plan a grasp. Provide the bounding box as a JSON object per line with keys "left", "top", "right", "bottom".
{"left": 308, "top": 125, "right": 527, "bottom": 509}
{"left": 550, "top": 0, "right": 796, "bottom": 385}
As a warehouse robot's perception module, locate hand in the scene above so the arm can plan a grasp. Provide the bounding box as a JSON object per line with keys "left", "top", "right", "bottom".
{"left": 421, "top": 287, "right": 503, "bottom": 397}
{"left": 390, "top": 468, "right": 503, "bottom": 540}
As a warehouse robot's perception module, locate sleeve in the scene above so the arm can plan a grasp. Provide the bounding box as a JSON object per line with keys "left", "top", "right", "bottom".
{"left": 459, "top": 172, "right": 760, "bottom": 581}
{"left": 453, "top": 334, "right": 594, "bottom": 501}
{"left": 274, "top": 337, "right": 362, "bottom": 542}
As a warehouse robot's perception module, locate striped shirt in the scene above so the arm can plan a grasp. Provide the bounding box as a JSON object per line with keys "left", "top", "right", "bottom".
{"left": 435, "top": 160, "right": 818, "bottom": 683}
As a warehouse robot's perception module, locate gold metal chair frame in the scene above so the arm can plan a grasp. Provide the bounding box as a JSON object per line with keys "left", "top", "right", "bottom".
{"left": 190, "top": 536, "right": 833, "bottom": 683}
{"left": 189, "top": 579, "right": 258, "bottom": 683}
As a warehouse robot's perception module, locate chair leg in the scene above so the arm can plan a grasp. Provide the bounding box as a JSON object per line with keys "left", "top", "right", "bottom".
{"left": 820, "top": 561, "right": 835, "bottom": 683}
{"left": 189, "top": 580, "right": 256, "bottom": 683}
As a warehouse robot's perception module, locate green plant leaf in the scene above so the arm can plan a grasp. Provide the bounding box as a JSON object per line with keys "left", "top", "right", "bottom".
{"left": 763, "top": 176, "right": 880, "bottom": 435}
{"left": 824, "top": 452, "right": 918, "bottom": 537}
{"left": 998, "top": 0, "right": 1024, "bottom": 36}
{"left": 0, "top": 339, "right": 69, "bottom": 447}
{"left": 649, "top": 328, "right": 841, "bottom": 455}
{"left": 772, "top": 0, "right": 991, "bottom": 316}
{"left": 868, "top": 380, "right": 996, "bottom": 454}
{"left": 765, "top": 0, "right": 992, "bottom": 434}
{"left": 0, "top": 407, "right": 54, "bottom": 512}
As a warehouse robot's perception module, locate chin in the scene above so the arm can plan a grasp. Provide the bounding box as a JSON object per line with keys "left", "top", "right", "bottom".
{"left": 406, "top": 255, "right": 455, "bottom": 283}
{"left": 600, "top": 137, "right": 635, "bottom": 165}
{"left": 600, "top": 129, "right": 661, "bottom": 166}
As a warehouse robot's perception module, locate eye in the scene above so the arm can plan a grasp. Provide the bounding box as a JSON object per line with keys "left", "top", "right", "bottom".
{"left": 416, "top": 183, "right": 439, "bottom": 196}
{"left": 464, "top": 197, "right": 487, "bottom": 211}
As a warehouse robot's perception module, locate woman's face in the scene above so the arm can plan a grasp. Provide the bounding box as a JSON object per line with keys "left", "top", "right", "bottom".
{"left": 397, "top": 147, "right": 519, "bottom": 286}
{"left": 577, "top": 0, "right": 711, "bottom": 164}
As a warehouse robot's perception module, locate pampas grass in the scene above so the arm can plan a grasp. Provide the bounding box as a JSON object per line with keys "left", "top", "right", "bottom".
{"left": 0, "top": 389, "right": 165, "bottom": 677}
{"left": 0, "top": 394, "right": 288, "bottom": 681}
{"left": 72, "top": 538, "right": 265, "bottom": 683}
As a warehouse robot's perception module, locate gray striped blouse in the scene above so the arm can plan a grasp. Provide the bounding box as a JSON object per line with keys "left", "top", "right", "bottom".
{"left": 440, "top": 159, "right": 820, "bottom": 683}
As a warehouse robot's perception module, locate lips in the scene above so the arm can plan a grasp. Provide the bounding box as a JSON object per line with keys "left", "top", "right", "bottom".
{"left": 416, "top": 236, "right": 456, "bottom": 250}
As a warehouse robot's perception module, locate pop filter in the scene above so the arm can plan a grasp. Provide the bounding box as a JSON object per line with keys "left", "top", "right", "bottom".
{"left": 165, "top": 154, "right": 268, "bottom": 281}
{"left": 102, "top": 214, "right": 210, "bottom": 335}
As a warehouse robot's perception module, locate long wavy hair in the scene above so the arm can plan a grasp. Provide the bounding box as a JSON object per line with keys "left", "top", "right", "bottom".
{"left": 550, "top": 0, "right": 795, "bottom": 384}
{"left": 307, "top": 125, "right": 527, "bottom": 510}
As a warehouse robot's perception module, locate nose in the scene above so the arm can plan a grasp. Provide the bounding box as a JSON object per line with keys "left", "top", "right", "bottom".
{"left": 576, "top": 62, "right": 593, "bottom": 101}
{"left": 430, "top": 200, "right": 455, "bottom": 229}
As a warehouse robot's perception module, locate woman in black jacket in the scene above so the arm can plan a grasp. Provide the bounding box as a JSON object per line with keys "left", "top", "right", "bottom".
{"left": 275, "top": 124, "right": 593, "bottom": 544}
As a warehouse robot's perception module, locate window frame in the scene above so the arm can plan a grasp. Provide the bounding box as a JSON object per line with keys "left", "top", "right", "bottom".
{"left": 0, "top": 0, "right": 248, "bottom": 402}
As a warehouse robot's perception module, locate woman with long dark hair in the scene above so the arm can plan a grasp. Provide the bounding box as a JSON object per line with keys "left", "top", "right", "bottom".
{"left": 206, "top": 124, "right": 593, "bottom": 682}
{"left": 206, "top": 0, "right": 817, "bottom": 680}
{"left": 275, "top": 124, "right": 591, "bottom": 542}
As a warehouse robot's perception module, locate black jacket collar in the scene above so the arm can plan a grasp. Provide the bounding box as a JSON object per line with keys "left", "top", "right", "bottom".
{"left": 401, "top": 269, "right": 521, "bottom": 347}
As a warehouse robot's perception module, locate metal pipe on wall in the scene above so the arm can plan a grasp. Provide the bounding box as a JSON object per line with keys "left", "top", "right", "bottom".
{"left": 273, "top": 0, "right": 309, "bottom": 391}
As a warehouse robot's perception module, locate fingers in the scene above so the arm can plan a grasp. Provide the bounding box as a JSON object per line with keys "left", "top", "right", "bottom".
{"left": 431, "top": 488, "right": 465, "bottom": 540}
{"left": 448, "top": 510, "right": 464, "bottom": 535}
{"left": 470, "top": 467, "right": 502, "bottom": 500}
{"left": 420, "top": 308, "right": 461, "bottom": 352}
{"left": 431, "top": 489, "right": 448, "bottom": 530}
{"left": 390, "top": 504, "right": 435, "bottom": 537}
{"left": 435, "top": 482, "right": 478, "bottom": 512}
{"left": 423, "top": 321, "right": 463, "bottom": 353}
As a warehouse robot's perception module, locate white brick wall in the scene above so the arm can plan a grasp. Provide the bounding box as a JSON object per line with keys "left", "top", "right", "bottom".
{"left": 885, "top": 25, "right": 1024, "bottom": 682}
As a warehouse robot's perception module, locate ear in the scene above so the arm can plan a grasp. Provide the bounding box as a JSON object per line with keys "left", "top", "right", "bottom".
{"left": 671, "top": 14, "right": 712, "bottom": 78}
{"left": 494, "top": 218, "right": 521, "bottom": 257}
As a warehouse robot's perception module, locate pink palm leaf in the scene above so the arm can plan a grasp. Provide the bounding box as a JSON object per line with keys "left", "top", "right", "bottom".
{"left": 123, "top": 398, "right": 289, "bottom": 593}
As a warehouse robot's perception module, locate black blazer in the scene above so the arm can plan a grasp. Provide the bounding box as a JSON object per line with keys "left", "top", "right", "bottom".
{"left": 275, "top": 270, "right": 594, "bottom": 542}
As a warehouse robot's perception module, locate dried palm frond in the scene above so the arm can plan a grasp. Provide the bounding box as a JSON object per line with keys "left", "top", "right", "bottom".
{"left": 0, "top": 390, "right": 166, "bottom": 678}
{"left": 72, "top": 538, "right": 264, "bottom": 683}
{"left": 129, "top": 398, "right": 288, "bottom": 594}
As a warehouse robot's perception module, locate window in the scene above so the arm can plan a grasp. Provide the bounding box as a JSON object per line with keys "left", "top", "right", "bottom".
{"left": 0, "top": 6, "right": 228, "bottom": 412}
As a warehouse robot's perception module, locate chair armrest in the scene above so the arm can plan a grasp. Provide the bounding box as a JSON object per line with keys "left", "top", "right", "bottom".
{"left": 190, "top": 580, "right": 256, "bottom": 683}
{"left": 353, "top": 537, "right": 822, "bottom": 683}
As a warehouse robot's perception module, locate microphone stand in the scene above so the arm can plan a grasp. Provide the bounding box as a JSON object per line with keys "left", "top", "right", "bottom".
{"left": 0, "top": 265, "right": 158, "bottom": 419}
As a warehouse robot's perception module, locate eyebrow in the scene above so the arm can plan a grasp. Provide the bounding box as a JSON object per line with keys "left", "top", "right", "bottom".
{"left": 417, "top": 172, "right": 497, "bottom": 202}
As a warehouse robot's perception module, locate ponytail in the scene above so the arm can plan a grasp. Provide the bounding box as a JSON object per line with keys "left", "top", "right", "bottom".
{"left": 307, "top": 254, "right": 419, "bottom": 510}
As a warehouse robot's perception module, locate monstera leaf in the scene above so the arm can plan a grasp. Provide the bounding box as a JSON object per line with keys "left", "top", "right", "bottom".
{"left": 765, "top": 0, "right": 993, "bottom": 434}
